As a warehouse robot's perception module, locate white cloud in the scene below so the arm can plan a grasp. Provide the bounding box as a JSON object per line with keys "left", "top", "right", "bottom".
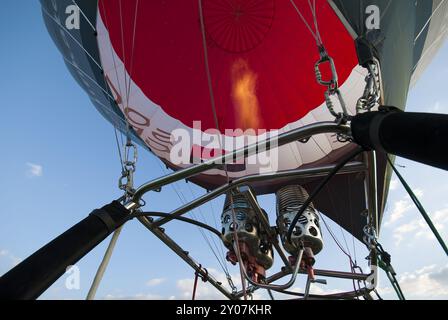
{"left": 174, "top": 268, "right": 269, "bottom": 300}
{"left": 133, "top": 293, "right": 163, "bottom": 299}
{"left": 393, "top": 221, "right": 421, "bottom": 245}
{"left": 430, "top": 101, "right": 447, "bottom": 114}
{"left": 433, "top": 208, "right": 448, "bottom": 227}
{"left": 26, "top": 162, "right": 43, "bottom": 177}
{"left": 433, "top": 101, "right": 441, "bottom": 112}
{"left": 175, "top": 268, "right": 237, "bottom": 300}
{"left": 0, "top": 249, "right": 22, "bottom": 272}
{"left": 414, "top": 189, "right": 424, "bottom": 199}
{"left": 288, "top": 285, "right": 342, "bottom": 297}
{"left": 176, "top": 278, "right": 225, "bottom": 300}
{"left": 368, "top": 265, "right": 448, "bottom": 300}
{"left": 146, "top": 277, "right": 166, "bottom": 287}
{"left": 10, "top": 256, "right": 21, "bottom": 266}
{"left": 385, "top": 199, "right": 413, "bottom": 226}
{"left": 376, "top": 285, "right": 394, "bottom": 297}
{"left": 389, "top": 179, "right": 399, "bottom": 191}
{"left": 104, "top": 293, "right": 163, "bottom": 300}
{"left": 385, "top": 190, "right": 424, "bottom": 226}
{"left": 393, "top": 207, "right": 448, "bottom": 246}
{"left": 398, "top": 264, "right": 448, "bottom": 299}
{"left": 103, "top": 268, "right": 259, "bottom": 300}
{"left": 103, "top": 263, "right": 448, "bottom": 300}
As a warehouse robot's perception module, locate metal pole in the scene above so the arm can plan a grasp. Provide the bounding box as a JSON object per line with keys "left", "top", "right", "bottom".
{"left": 363, "top": 151, "right": 380, "bottom": 292}
{"left": 365, "top": 151, "right": 379, "bottom": 232}
{"left": 234, "top": 268, "right": 370, "bottom": 298}
{"left": 86, "top": 201, "right": 136, "bottom": 300}
{"left": 137, "top": 216, "right": 236, "bottom": 300}
{"left": 85, "top": 159, "right": 364, "bottom": 301}
{"left": 304, "top": 276, "right": 312, "bottom": 300}
{"left": 86, "top": 227, "right": 123, "bottom": 300}
{"left": 234, "top": 247, "right": 304, "bottom": 291}
{"left": 153, "top": 161, "right": 366, "bottom": 227}
{"left": 131, "top": 122, "right": 350, "bottom": 205}
{"left": 239, "top": 186, "right": 291, "bottom": 267}
{"left": 270, "top": 267, "right": 370, "bottom": 282}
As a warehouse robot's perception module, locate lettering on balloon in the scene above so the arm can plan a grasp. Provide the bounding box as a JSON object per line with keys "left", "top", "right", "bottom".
{"left": 145, "top": 128, "right": 173, "bottom": 153}
{"left": 124, "top": 107, "right": 150, "bottom": 136}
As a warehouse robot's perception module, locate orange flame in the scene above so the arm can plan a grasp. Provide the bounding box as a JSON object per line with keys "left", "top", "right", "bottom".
{"left": 231, "top": 59, "right": 261, "bottom": 130}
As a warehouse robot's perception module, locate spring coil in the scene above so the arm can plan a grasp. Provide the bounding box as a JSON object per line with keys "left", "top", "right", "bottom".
{"left": 223, "top": 192, "right": 251, "bottom": 211}
{"left": 276, "top": 185, "right": 315, "bottom": 216}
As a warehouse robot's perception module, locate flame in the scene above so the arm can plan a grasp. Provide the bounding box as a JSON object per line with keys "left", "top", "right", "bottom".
{"left": 231, "top": 59, "right": 261, "bottom": 130}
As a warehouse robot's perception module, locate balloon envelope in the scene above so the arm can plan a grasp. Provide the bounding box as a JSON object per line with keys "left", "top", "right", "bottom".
{"left": 40, "top": 0, "right": 448, "bottom": 239}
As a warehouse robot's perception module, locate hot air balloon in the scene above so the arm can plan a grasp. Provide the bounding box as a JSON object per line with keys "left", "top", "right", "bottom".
{"left": 1, "top": 0, "right": 447, "bottom": 300}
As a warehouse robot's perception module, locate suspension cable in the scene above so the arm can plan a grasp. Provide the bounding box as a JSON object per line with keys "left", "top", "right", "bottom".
{"left": 132, "top": 212, "right": 224, "bottom": 240}
{"left": 87, "top": 2, "right": 137, "bottom": 300}
{"left": 170, "top": 180, "right": 231, "bottom": 280}
{"left": 289, "top": 0, "right": 322, "bottom": 45}
{"left": 387, "top": 156, "right": 448, "bottom": 256}
{"left": 307, "top": 0, "right": 323, "bottom": 44}
{"left": 191, "top": 264, "right": 208, "bottom": 300}
{"left": 287, "top": 147, "right": 364, "bottom": 243}
{"left": 375, "top": 242, "right": 406, "bottom": 300}
{"left": 186, "top": 185, "right": 232, "bottom": 277}
{"left": 198, "top": 0, "right": 248, "bottom": 299}
{"left": 125, "top": 0, "right": 140, "bottom": 107}
{"left": 71, "top": 0, "right": 97, "bottom": 32}
{"left": 156, "top": 163, "right": 234, "bottom": 288}
{"left": 316, "top": 208, "right": 361, "bottom": 297}
{"left": 290, "top": 0, "right": 349, "bottom": 121}
{"left": 42, "top": 7, "right": 103, "bottom": 71}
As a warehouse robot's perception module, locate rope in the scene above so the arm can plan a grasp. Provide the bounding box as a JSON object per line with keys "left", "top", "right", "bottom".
{"left": 387, "top": 156, "right": 448, "bottom": 256}
{"left": 319, "top": 182, "right": 360, "bottom": 296}
{"left": 71, "top": 0, "right": 97, "bottom": 32}
{"left": 208, "top": 196, "right": 230, "bottom": 274}
{"left": 192, "top": 270, "right": 199, "bottom": 300}
{"left": 171, "top": 180, "right": 230, "bottom": 277}
{"left": 192, "top": 265, "right": 208, "bottom": 300}
{"left": 307, "top": 0, "right": 323, "bottom": 44}
{"left": 317, "top": 209, "right": 361, "bottom": 297}
{"left": 289, "top": 0, "right": 322, "bottom": 45}
{"left": 42, "top": 7, "right": 103, "bottom": 71}
{"left": 132, "top": 212, "right": 223, "bottom": 240}
{"left": 114, "top": 128, "right": 125, "bottom": 172}
{"left": 99, "top": 0, "right": 126, "bottom": 109}
{"left": 198, "top": 0, "right": 248, "bottom": 299}
{"left": 186, "top": 185, "right": 232, "bottom": 276}
{"left": 375, "top": 242, "right": 406, "bottom": 300}
{"left": 155, "top": 162, "right": 233, "bottom": 284}
{"left": 125, "top": 0, "right": 140, "bottom": 107}
{"left": 287, "top": 147, "right": 364, "bottom": 242}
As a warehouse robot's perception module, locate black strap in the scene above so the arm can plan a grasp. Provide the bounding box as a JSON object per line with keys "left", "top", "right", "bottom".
{"left": 90, "top": 208, "right": 117, "bottom": 233}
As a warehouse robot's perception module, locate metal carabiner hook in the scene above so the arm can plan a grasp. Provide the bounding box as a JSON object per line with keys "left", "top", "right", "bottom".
{"left": 315, "top": 46, "right": 339, "bottom": 90}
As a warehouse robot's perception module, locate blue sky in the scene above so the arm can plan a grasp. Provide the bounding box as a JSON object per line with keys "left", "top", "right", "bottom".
{"left": 0, "top": 1, "right": 447, "bottom": 300}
